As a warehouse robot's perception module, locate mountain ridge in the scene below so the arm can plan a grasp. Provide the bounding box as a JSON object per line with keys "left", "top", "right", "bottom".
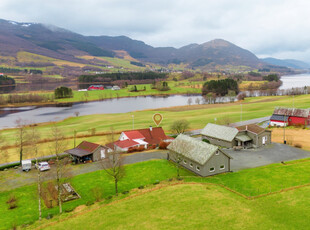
{"left": 0, "top": 18, "right": 269, "bottom": 70}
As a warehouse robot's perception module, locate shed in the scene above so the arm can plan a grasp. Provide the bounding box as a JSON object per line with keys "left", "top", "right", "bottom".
{"left": 167, "top": 134, "right": 232, "bottom": 176}
{"left": 66, "top": 141, "right": 107, "bottom": 163}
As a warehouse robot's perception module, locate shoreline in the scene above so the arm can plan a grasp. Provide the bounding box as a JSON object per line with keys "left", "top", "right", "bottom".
{"left": 0, "top": 92, "right": 201, "bottom": 109}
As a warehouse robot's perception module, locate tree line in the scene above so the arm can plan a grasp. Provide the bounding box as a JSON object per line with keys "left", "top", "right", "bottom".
{"left": 79, "top": 72, "right": 167, "bottom": 83}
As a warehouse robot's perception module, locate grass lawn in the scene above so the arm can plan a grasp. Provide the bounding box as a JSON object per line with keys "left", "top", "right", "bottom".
{"left": 1, "top": 94, "right": 310, "bottom": 162}
{"left": 0, "top": 160, "right": 192, "bottom": 229}
{"left": 31, "top": 184, "right": 310, "bottom": 230}
{"left": 2, "top": 158, "right": 310, "bottom": 229}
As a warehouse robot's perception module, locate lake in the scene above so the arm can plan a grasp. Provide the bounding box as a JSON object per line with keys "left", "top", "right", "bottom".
{"left": 279, "top": 73, "right": 310, "bottom": 90}
{"left": 0, "top": 95, "right": 204, "bottom": 129}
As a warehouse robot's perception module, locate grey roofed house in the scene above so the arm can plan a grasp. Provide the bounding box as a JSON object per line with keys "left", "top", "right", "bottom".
{"left": 200, "top": 123, "right": 239, "bottom": 148}
{"left": 200, "top": 123, "right": 271, "bottom": 149}
{"left": 200, "top": 123, "right": 239, "bottom": 142}
{"left": 167, "top": 134, "right": 232, "bottom": 176}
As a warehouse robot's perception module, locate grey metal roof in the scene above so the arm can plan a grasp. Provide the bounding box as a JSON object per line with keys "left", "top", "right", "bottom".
{"left": 167, "top": 134, "right": 219, "bottom": 165}
{"left": 200, "top": 123, "right": 239, "bottom": 142}
{"left": 235, "top": 134, "right": 252, "bottom": 142}
{"left": 270, "top": 114, "right": 287, "bottom": 122}
{"left": 273, "top": 107, "right": 309, "bottom": 118}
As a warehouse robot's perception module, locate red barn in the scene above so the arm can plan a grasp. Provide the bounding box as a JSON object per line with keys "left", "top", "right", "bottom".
{"left": 88, "top": 85, "right": 104, "bottom": 90}
{"left": 270, "top": 107, "right": 310, "bottom": 126}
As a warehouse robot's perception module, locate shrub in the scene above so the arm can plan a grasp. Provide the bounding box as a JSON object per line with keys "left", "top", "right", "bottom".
{"left": 106, "top": 196, "right": 113, "bottom": 200}
{"left": 202, "top": 139, "right": 210, "bottom": 144}
{"left": 86, "top": 201, "right": 94, "bottom": 206}
{"left": 0, "top": 162, "right": 20, "bottom": 171}
{"left": 65, "top": 207, "right": 74, "bottom": 213}
{"left": 6, "top": 194, "right": 17, "bottom": 204}
{"left": 159, "top": 141, "right": 169, "bottom": 149}
{"left": 91, "top": 187, "right": 103, "bottom": 202}
{"left": 153, "top": 180, "right": 160, "bottom": 185}
{"left": 138, "top": 185, "right": 144, "bottom": 189}
{"left": 46, "top": 213, "right": 53, "bottom": 220}
{"left": 122, "top": 191, "right": 129, "bottom": 194}
{"left": 137, "top": 146, "right": 145, "bottom": 151}
{"left": 294, "top": 143, "right": 302, "bottom": 148}
{"left": 7, "top": 194, "right": 17, "bottom": 209}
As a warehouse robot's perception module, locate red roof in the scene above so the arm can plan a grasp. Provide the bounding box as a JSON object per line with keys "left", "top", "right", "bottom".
{"left": 134, "top": 127, "right": 172, "bottom": 145}
{"left": 77, "top": 141, "right": 100, "bottom": 153}
{"left": 123, "top": 130, "right": 145, "bottom": 140}
{"left": 114, "top": 139, "right": 139, "bottom": 148}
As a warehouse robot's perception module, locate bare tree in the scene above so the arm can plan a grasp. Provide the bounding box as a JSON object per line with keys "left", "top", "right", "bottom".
{"left": 49, "top": 124, "right": 68, "bottom": 214}
{"left": 15, "top": 119, "right": 28, "bottom": 164}
{"left": 100, "top": 129, "right": 124, "bottom": 196}
{"left": 0, "top": 134, "right": 8, "bottom": 164}
{"left": 26, "top": 125, "right": 42, "bottom": 220}
{"left": 170, "top": 119, "right": 190, "bottom": 135}
{"left": 195, "top": 98, "right": 200, "bottom": 105}
{"left": 169, "top": 151, "right": 182, "bottom": 179}
{"left": 187, "top": 97, "right": 192, "bottom": 106}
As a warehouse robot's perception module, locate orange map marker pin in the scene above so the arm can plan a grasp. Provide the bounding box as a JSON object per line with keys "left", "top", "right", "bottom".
{"left": 153, "top": 113, "right": 163, "bottom": 127}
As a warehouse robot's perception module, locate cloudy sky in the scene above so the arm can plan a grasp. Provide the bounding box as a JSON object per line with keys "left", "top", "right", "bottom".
{"left": 1, "top": 0, "right": 310, "bottom": 61}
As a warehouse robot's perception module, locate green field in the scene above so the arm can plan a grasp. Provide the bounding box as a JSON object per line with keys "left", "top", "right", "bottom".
{"left": 0, "top": 94, "right": 308, "bottom": 163}
{"left": 1, "top": 158, "right": 310, "bottom": 229}
{"left": 34, "top": 184, "right": 310, "bottom": 230}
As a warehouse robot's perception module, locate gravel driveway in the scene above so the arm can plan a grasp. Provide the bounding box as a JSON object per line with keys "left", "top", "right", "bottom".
{"left": 225, "top": 143, "right": 310, "bottom": 171}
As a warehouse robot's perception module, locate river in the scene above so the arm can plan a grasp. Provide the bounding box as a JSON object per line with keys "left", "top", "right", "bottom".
{"left": 0, "top": 95, "right": 204, "bottom": 129}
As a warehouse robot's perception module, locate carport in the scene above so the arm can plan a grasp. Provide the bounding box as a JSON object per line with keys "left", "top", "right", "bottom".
{"left": 235, "top": 134, "right": 252, "bottom": 148}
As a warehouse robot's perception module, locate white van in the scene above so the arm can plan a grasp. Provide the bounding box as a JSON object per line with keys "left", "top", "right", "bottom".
{"left": 22, "top": 160, "right": 32, "bottom": 172}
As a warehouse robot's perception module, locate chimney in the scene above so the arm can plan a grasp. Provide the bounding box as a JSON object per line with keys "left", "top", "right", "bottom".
{"left": 149, "top": 126, "right": 153, "bottom": 132}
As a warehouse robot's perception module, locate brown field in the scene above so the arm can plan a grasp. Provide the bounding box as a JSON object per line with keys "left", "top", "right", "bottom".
{"left": 271, "top": 127, "right": 310, "bottom": 150}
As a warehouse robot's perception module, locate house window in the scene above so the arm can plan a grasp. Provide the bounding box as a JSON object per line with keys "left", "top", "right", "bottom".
{"left": 209, "top": 167, "right": 215, "bottom": 172}
{"left": 183, "top": 159, "right": 187, "bottom": 164}
{"left": 190, "top": 163, "right": 193, "bottom": 168}
{"left": 220, "top": 165, "right": 225, "bottom": 170}
{"left": 196, "top": 166, "right": 200, "bottom": 171}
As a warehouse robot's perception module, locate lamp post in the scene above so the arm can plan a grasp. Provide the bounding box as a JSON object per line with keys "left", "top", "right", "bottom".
{"left": 240, "top": 104, "right": 242, "bottom": 122}
{"left": 283, "top": 113, "right": 287, "bottom": 144}
{"left": 132, "top": 115, "right": 134, "bottom": 130}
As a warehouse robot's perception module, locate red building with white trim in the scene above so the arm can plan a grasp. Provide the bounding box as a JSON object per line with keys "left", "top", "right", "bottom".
{"left": 270, "top": 107, "right": 310, "bottom": 127}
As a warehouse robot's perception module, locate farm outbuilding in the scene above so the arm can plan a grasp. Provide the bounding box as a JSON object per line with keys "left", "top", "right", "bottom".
{"left": 167, "top": 134, "right": 232, "bottom": 177}
{"left": 270, "top": 107, "right": 310, "bottom": 127}
{"left": 66, "top": 141, "right": 108, "bottom": 163}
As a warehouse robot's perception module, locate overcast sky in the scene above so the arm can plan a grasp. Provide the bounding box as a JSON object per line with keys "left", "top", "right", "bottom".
{"left": 1, "top": 0, "right": 310, "bottom": 61}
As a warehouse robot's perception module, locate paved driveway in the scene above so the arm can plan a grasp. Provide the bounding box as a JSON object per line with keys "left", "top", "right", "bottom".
{"left": 226, "top": 143, "right": 310, "bottom": 171}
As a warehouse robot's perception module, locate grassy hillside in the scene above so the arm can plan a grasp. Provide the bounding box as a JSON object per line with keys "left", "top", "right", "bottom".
{"left": 2, "top": 158, "right": 310, "bottom": 229}
{"left": 34, "top": 184, "right": 310, "bottom": 230}
{"left": 20, "top": 157, "right": 310, "bottom": 230}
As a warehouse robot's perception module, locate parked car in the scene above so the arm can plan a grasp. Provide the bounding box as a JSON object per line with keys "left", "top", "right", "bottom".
{"left": 35, "top": 162, "right": 50, "bottom": 171}
{"left": 22, "top": 160, "right": 32, "bottom": 172}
